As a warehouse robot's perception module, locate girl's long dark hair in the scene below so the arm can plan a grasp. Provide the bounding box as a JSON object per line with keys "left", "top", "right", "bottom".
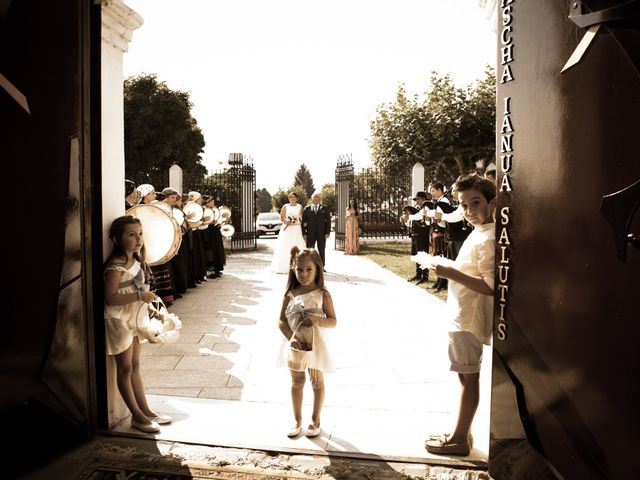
{"left": 285, "top": 246, "right": 325, "bottom": 294}
{"left": 105, "top": 215, "right": 152, "bottom": 280}
{"left": 349, "top": 197, "right": 359, "bottom": 216}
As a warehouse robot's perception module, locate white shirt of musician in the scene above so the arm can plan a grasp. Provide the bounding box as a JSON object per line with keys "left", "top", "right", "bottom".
{"left": 445, "top": 222, "right": 495, "bottom": 345}
{"left": 439, "top": 204, "right": 465, "bottom": 223}
{"left": 426, "top": 196, "right": 450, "bottom": 228}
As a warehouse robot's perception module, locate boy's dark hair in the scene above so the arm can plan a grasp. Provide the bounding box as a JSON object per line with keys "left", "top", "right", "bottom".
{"left": 455, "top": 173, "right": 497, "bottom": 202}
{"left": 431, "top": 182, "right": 444, "bottom": 192}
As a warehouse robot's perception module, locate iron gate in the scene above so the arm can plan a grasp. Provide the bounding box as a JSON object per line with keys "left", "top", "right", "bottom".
{"left": 335, "top": 155, "right": 419, "bottom": 250}
{"left": 191, "top": 154, "right": 256, "bottom": 251}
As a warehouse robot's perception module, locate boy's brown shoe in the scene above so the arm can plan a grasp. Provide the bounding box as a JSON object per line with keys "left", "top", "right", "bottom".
{"left": 424, "top": 434, "right": 471, "bottom": 456}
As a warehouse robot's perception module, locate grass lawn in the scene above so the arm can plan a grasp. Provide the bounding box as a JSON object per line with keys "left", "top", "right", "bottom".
{"left": 359, "top": 241, "right": 447, "bottom": 301}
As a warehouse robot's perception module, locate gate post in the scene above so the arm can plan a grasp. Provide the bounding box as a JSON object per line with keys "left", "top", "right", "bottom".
{"left": 411, "top": 162, "right": 425, "bottom": 197}
{"left": 334, "top": 154, "right": 354, "bottom": 250}
{"left": 228, "top": 153, "right": 256, "bottom": 251}
{"left": 169, "top": 164, "right": 183, "bottom": 194}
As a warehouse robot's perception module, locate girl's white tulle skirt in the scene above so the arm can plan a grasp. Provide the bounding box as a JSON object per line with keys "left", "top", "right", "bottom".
{"left": 276, "top": 325, "right": 335, "bottom": 373}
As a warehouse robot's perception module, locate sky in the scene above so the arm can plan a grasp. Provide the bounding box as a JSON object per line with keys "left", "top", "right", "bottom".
{"left": 122, "top": 0, "right": 496, "bottom": 194}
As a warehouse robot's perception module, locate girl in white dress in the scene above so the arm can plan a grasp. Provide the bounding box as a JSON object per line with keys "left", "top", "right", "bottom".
{"left": 104, "top": 215, "right": 173, "bottom": 433}
{"left": 271, "top": 192, "right": 307, "bottom": 273}
{"left": 278, "top": 247, "right": 337, "bottom": 438}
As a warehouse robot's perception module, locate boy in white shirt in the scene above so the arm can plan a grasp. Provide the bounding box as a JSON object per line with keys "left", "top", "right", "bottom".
{"left": 424, "top": 174, "right": 496, "bottom": 456}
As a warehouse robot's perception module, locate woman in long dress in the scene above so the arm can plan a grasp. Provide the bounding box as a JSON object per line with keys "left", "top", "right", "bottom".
{"left": 344, "top": 197, "right": 360, "bottom": 255}
{"left": 271, "top": 192, "right": 306, "bottom": 273}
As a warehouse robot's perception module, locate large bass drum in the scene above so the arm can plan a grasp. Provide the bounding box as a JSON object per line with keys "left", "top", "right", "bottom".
{"left": 126, "top": 204, "right": 182, "bottom": 266}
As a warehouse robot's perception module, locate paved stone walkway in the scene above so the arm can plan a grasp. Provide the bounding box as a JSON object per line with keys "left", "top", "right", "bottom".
{"left": 114, "top": 236, "right": 492, "bottom": 469}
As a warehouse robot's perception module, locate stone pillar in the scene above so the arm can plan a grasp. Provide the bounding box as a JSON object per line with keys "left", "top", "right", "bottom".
{"left": 102, "top": 0, "right": 143, "bottom": 259}
{"left": 411, "top": 162, "right": 425, "bottom": 197}
{"left": 101, "top": 0, "right": 143, "bottom": 427}
{"left": 169, "top": 164, "right": 183, "bottom": 193}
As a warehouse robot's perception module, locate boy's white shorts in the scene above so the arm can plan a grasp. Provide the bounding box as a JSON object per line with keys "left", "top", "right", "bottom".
{"left": 448, "top": 331, "right": 483, "bottom": 374}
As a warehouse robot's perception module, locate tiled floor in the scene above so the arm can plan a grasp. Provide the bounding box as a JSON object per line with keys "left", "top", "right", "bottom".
{"left": 113, "top": 236, "right": 491, "bottom": 468}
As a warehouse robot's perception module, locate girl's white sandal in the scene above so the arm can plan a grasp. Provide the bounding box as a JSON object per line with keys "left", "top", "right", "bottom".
{"left": 148, "top": 413, "right": 172, "bottom": 425}
{"left": 305, "top": 425, "right": 321, "bottom": 437}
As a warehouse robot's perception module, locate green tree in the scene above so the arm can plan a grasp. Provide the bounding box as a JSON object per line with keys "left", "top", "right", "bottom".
{"left": 124, "top": 73, "right": 206, "bottom": 186}
{"left": 256, "top": 188, "right": 273, "bottom": 212}
{"left": 318, "top": 183, "right": 336, "bottom": 214}
{"left": 271, "top": 185, "right": 309, "bottom": 212}
{"left": 369, "top": 68, "right": 495, "bottom": 186}
{"left": 293, "top": 164, "right": 315, "bottom": 198}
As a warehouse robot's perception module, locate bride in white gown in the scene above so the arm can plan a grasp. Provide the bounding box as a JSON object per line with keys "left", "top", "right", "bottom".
{"left": 271, "top": 192, "right": 307, "bottom": 273}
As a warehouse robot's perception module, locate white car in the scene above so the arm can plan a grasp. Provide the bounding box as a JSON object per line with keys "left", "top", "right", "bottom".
{"left": 256, "top": 212, "right": 282, "bottom": 238}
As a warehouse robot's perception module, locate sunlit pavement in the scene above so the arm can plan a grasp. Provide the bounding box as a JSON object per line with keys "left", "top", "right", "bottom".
{"left": 115, "top": 235, "right": 491, "bottom": 468}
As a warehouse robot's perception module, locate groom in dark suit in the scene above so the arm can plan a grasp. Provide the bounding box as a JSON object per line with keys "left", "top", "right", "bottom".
{"left": 302, "top": 192, "right": 332, "bottom": 268}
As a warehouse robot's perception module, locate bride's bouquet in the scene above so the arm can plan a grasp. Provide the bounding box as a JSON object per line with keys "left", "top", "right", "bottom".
{"left": 283, "top": 215, "right": 299, "bottom": 231}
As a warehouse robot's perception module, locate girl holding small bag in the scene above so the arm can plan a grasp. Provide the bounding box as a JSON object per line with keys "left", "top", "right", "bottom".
{"left": 104, "top": 215, "right": 173, "bottom": 433}
{"left": 278, "top": 247, "right": 337, "bottom": 438}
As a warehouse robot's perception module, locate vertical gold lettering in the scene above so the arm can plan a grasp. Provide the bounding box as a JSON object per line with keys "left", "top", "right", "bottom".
{"left": 500, "top": 154, "right": 512, "bottom": 172}
{"left": 503, "top": 96, "right": 511, "bottom": 115}
{"left": 498, "top": 302, "right": 507, "bottom": 321}
{"left": 497, "top": 323, "right": 507, "bottom": 340}
{"left": 498, "top": 284, "right": 509, "bottom": 302}
{"left": 502, "top": 4, "right": 514, "bottom": 23}
{"left": 499, "top": 173, "right": 513, "bottom": 192}
{"left": 500, "top": 65, "right": 514, "bottom": 83}
{"left": 500, "top": 245, "right": 509, "bottom": 264}
{"left": 500, "top": 206, "right": 510, "bottom": 225}
{"left": 498, "top": 265, "right": 510, "bottom": 283}
{"left": 500, "top": 134, "right": 513, "bottom": 152}
{"left": 501, "top": 44, "right": 514, "bottom": 65}
{"left": 498, "top": 228, "right": 511, "bottom": 245}
{"left": 501, "top": 25, "right": 513, "bottom": 45}
{"left": 501, "top": 115, "right": 514, "bottom": 133}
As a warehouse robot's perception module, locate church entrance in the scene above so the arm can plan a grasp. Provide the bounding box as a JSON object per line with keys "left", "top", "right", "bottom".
{"left": 110, "top": 237, "right": 491, "bottom": 468}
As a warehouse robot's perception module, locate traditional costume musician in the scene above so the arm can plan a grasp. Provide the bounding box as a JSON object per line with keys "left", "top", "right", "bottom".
{"left": 136, "top": 183, "right": 176, "bottom": 305}
{"left": 202, "top": 195, "right": 226, "bottom": 278}
{"left": 125, "top": 179, "right": 138, "bottom": 210}
{"left": 161, "top": 187, "right": 188, "bottom": 296}
{"left": 426, "top": 183, "right": 449, "bottom": 291}
{"left": 404, "top": 191, "right": 431, "bottom": 284}
{"left": 186, "top": 191, "right": 207, "bottom": 285}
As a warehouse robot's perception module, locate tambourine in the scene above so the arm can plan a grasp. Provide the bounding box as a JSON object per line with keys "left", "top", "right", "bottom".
{"left": 183, "top": 201, "right": 204, "bottom": 228}
{"left": 126, "top": 204, "right": 182, "bottom": 266}
{"left": 171, "top": 207, "right": 185, "bottom": 226}
{"left": 217, "top": 205, "right": 232, "bottom": 225}
{"left": 202, "top": 207, "right": 216, "bottom": 226}
{"left": 220, "top": 224, "right": 235, "bottom": 238}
